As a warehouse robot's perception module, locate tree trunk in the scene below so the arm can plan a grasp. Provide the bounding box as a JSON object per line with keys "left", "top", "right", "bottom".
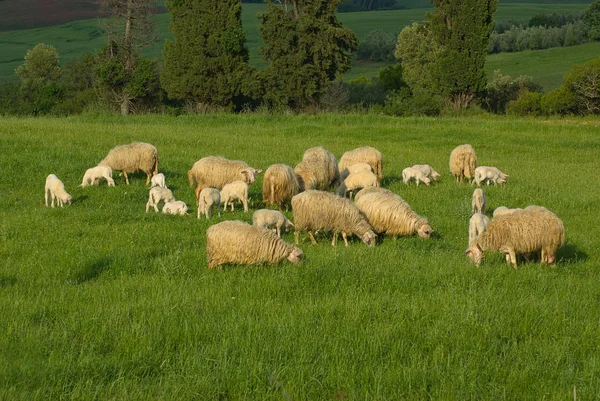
{"left": 121, "top": 96, "right": 130, "bottom": 115}
{"left": 292, "top": 0, "right": 299, "bottom": 20}
{"left": 124, "top": 0, "right": 133, "bottom": 71}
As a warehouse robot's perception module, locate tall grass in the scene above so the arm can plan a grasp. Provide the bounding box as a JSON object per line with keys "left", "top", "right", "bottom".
{"left": 0, "top": 114, "right": 598, "bottom": 400}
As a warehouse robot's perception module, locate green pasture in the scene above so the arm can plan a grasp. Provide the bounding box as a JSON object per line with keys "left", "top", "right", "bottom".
{"left": 0, "top": 114, "right": 598, "bottom": 399}
{"left": 0, "top": 2, "right": 593, "bottom": 88}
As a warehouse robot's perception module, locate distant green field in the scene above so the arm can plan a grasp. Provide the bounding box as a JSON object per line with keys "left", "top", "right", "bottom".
{"left": 0, "top": 3, "right": 592, "bottom": 89}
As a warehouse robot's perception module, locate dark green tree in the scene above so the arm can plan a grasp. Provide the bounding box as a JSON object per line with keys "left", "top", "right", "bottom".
{"left": 258, "top": 0, "right": 358, "bottom": 109}
{"left": 161, "top": 0, "right": 252, "bottom": 110}
{"left": 428, "top": 0, "right": 497, "bottom": 109}
{"left": 583, "top": 0, "right": 600, "bottom": 41}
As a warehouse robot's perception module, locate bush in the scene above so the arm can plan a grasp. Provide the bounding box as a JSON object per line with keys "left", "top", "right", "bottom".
{"left": 541, "top": 86, "right": 577, "bottom": 115}
{"left": 506, "top": 91, "right": 542, "bottom": 116}
{"left": 319, "top": 81, "right": 350, "bottom": 112}
{"left": 483, "top": 70, "right": 542, "bottom": 114}
{"left": 356, "top": 30, "right": 397, "bottom": 62}
{"left": 564, "top": 57, "right": 600, "bottom": 114}
{"left": 377, "top": 64, "right": 408, "bottom": 92}
{"left": 345, "top": 77, "right": 388, "bottom": 107}
{"left": 382, "top": 88, "right": 443, "bottom": 117}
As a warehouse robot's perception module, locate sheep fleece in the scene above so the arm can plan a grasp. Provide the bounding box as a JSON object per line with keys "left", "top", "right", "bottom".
{"left": 100, "top": 142, "right": 158, "bottom": 178}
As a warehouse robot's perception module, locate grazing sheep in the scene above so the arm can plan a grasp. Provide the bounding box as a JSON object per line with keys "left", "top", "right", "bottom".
{"left": 206, "top": 220, "right": 303, "bottom": 269}
{"left": 146, "top": 187, "right": 175, "bottom": 213}
{"left": 473, "top": 166, "right": 508, "bottom": 186}
{"left": 469, "top": 213, "right": 490, "bottom": 245}
{"left": 354, "top": 191, "right": 433, "bottom": 239}
{"left": 99, "top": 142, "right": 158, "bottom": 185}
{"left": 252, "top": 209, "right": 295, "bottom": 238}
{"left": 353, "top": 186, "right": 395, "bottom": 203}
{"left": 294, "top": 146, "right": 338, "bottom": 191}
{"left": 472, "top": 188, "right": 486, "bottom": 214}
{"left": 335, "top": 170, "right": 378, "bottom": 198}
{"left": 465, "top": 208, "right": 565, "bottom": 268}
{"left": 220, "top": 180, "right": 249, "bottom": 212}
{"left": 188, "top": 156, "right": 262, "bottom": 200}
{"left": 292, "top": 190, "right": 376, "bottom": 247}
{"left": 492, "top": 206, "right": 522, "bottom": 218}
{"left": 262, "top": 164, "right": 300, "bottom": 211}
{"left": 162, "top": 201, "right": 188, "bottom": 215}
{"left": 80, "top": 165, "right": 115, "bottom": 187}
{"left": 197, "top": 187, "right": 221, "bottom": 219}
{"left": 339, "top": 162, "right": 372, "bottom": 183}
{"left": 449, "top": 144, "right": 477, "bottom": 183}
{"left": 412, "top": 164, "right": 440, "bottom": 181}
{"left": 402, "top": 167, "right": 431, "bottom": 186}
{"left": 44, "top": 174, "right": 72, "bottom": 207}
{"left": 338, "top": 146, "right": 383, "bottom": 185}
{"left": 150, "top": 173, "right": 166, "bottom": 188}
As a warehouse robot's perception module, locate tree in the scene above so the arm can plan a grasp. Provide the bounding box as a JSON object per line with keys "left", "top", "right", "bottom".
{"left": 16, "top": 43, "right": 61, "bottom": 81}
{"left": 564, "top": 57, "right": 600, "bottom": 114}
{"left": 428, "top": 0, "right": 497, "bottom": 109}
{"left": 161, "top": 0, "right": 252, "bottom": 110}
{"left": 258, "top": 0, "right": 358, "bottom": 109}
{"left": 583, "top": 0, "right": 600, "bottom": 41}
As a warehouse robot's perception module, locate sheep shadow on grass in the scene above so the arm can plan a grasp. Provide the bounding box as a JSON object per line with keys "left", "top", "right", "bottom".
{"left": 557, "top": 243, "right": 588, "bottom": 264}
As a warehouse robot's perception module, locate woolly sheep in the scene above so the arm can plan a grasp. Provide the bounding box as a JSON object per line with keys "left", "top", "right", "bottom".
{"left": 80, "top": 165, "right": 115, "bottom": 187}
{"left": 353, "top": 186, "right": 394, "bottom": 203}
{"left": 162, "top": 201, "right": 188, "bottom": 215}
{"left": 252, "top": 209, "right": 295, "bottom": 238}
{"left": 402, "top": 167, "right": 431, "bottom": 186}
{"left": 354, "top": 191, "right": 433, "bottom": 239}
{"left": 338, "top": 146, "right": 383, "bottom": 186}
{"left": 44, "top": 174, "right": 72, "bottom": 208}
{"left": 99, "top": 142, "right": 158, "bottom": 185}
{"left": 465, "top": 208, "right": 565, "bottom": 268}
{"left": 197, "top": 187, "right": 221, "bottom": 219}
{"left": 412, "top": 164, "right": 440, "bottom": 181}
{"left": 206, "top": 220, "right": 303, "bottom": 269}
{"left": 492, "top": 206, "right": 522, "bottom": 218}
{"left": 262, "top": 164, "right": 300, "bottom": 211}
{"left": 472, "top": 188, "right": 486, "bottom": 214}
{"left": 150, "top": 173, "right": 166, "bottom": 188}
{"left": 338, "top": 162, "right": 372, "bottom": 184}
{"left": 469, "top": 212, "right": 490, "bottom": 246}
{"left": 292, "top": 190, "right": 376, "bottom": 247}
{"left": 220, "top": 180, "right": 249, "bottom": 212}
{"left": 335, "top": 170, "right": 378, "bottom": 198}
{"left": 473, "top": 166, "right": 508, "bottom": 186}
{"left": 146, "top": 187, "right": 175, "bottom": 213}
{"left": 188, "top": 156, "right": 262, "bottom": 200}
{"left": 449, "top": 144, "right": 477, "bottom": 183}
{"left": 294, "top": 146, "right": 338, "bottom": 191}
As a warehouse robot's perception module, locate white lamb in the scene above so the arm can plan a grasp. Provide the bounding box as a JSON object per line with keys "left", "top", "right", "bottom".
{"left": 150, "top": 173, "right": 166, "bottom": 188}
{"left": 412, "top": 164, "right": 440, "bottom": 181}
{"left": 162, "top": 201, "right": 188, "bottom": 215}
{"left": 469, "top": 213, "right": 490, "bottom": 246}
{"left": 197, "top": 187, "right": 221, "bottom": 219}
{"left": 472, "top": 188, "right": 486, "bottom": 214}
{"left": 80, "top": 165, "right": 115, "bottom": 187}
{"left": 335, "top": 170, "right": 378, "bottom": 198}
{"left": 146, "top": 187, "right": 175, "bottom": 213}
{"left": 493, "top": 206, "right": 522, "bottom": 218}
{"left": 473, "top": 166, "right": 508, "bottom": 186}
{"left": 402, "top": 167, "right": 431, "bottom": 186}
{"left": 338, "top": 162, "right": 373, "bottom": 184}
{"left": 252, "top": 209, "right": 295, "bottom": 238}
{"left": 44, "top": 174, "right": 72, "bottom": 208}
{"left": 220, "top": 180, "right": 249, "bottom": 212}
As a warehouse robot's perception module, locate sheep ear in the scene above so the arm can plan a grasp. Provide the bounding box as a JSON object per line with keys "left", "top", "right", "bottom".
{"left": 464, "top": 249, "right": 471, "bottom": 255}
{"left": 255, "top": 169, "right": 263, "bottom": 174}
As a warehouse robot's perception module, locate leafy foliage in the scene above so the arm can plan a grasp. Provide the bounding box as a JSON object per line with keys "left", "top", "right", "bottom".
{"left": 483, "top": 70, "right": 542, "bottom": 114}
{"left": 356, "top": 30, "right": 397, "bottom": 62}
{"left": 15, "top": 43, "right": 61, "bottom": 81}
{"left": 563, "top": 57, "right": 600, "bottom": 114}
{"left": 583, "top": 0, "right": 600, "bottom": 40}
{"left": 506, "top": 90, "right": 542, "bottom": 116}
{"left": 541, "top": 86, "right": 577, "bottom": 115}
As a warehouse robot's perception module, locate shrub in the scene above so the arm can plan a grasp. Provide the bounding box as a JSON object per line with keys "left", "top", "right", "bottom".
{"left": 382, "top": 88, "right": 443, "bottom": 117}
{"left": 345, "top": 77, "right": 388, "bottom": 107}
{"left": 541, "top": 86, "right": 577, "bottom": 115}
{"left": 320, "top": 81, "right": 350, "bottom": 112}
{"left": 483, "top": 70, "right": 542, "bottom": 114}
{"left": 377, "top": 64, "right": 408, "bottom": 92}
{"left": 563, "top": 57, "right": 600, "bottom": 114}
{"left": 506, "top": 91, "right": 542, "bottom": 116}
{"left": 356, "top": 30, "right": 397, "bottom": 62}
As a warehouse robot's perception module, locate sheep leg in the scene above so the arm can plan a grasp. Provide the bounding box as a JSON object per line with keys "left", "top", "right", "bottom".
{"left": 243, "top": 199, "right": 248, "bottom": 213}
{"left": 507, "top": 249, "right": 518, "bottom": 268}
{"left": 122, "top": 171, "right": 130, "bottom": 185}
{"left": 294, "top": 230, "right": 299, "bottom": 245}
{"left": 45, "top": 189, "right": 49, "bottom": 207}
{"left": 308, "top": 231, "right": 318, "bottom": 245}
{"left": 342, "top": 232, "right": 349, "bottom": 247}
{"left": 230, "top": 202, "right": 234, "bottom": 212}
{"left": 276, "top": 227, "right": 281, "bottom": 238}
{"left": 331, "top": 232, "right": 337, "bottom": 246}
{"left": 146, "top": 172, "right": 151, "bottom": 185}
{"left": 51, "top": 194, "right": 55, "bottom": 208}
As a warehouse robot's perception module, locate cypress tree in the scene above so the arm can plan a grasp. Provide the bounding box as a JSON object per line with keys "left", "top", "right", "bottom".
{"left": 161, "top": 0, "right": 252, "bottom": 110}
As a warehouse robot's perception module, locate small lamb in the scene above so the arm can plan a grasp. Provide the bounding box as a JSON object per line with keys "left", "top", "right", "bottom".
{"left": 80, "top": 165, "right": 115, "bottom": 187}
{"left": 472, "top": 188, "right": 486, "bottom": 214}
{"left": 146, "top": 187, "right": 175, "bottom": 213}
{"left": 197, "top": 187, "right": 221, "bottom": 219}
{"left": 493, "top": 206, "right": 522, "bottom": 218}
{"left": 150, "top": 173, "right": 166, "bottom": 188}
{"left": 162, "top": 201, "right": 188, "bottom": 215}
{"left": 412, "top": 164, "right": 440, "bottom": 181}
{"left": 220, "top": 180, "right": 249, "bottom": 212}
{"left": 402, "top": 167, "right": 431, "bottom": 186}
{"left": 335, "top": 170, "right": 378, "bottom": 198}
{"left": 473, "top": 166, "right": 508, "bottom": 186}
{"left": 252, "top": 209, "right": 295, "bottom": 238}
{"left": 45, "top": 174, "right": 72, "bottom": 207}
{"left": 469, "top": 212, "right": 490, "bottom": 246}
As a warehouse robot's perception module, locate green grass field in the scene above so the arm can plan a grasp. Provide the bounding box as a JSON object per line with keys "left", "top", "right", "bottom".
{"left": 0, "top": 3, "right": 593, "bottom": 88}
{"left": 1, "top": 113, "right": 598, "bottom": 399}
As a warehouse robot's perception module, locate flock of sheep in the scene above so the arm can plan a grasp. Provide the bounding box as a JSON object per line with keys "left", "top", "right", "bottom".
{"left": 44, "top": 141, "right": 565, "bottom": 270}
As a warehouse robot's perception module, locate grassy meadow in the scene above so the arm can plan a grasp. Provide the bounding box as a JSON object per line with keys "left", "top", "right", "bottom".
{"left": 0, "top": 2, "right": 593, "bottom": 87}
{"left": 0, "top": 113, "right": 599, "bottom": 399}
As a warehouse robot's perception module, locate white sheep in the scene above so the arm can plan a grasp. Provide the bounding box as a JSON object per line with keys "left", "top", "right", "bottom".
{"left": 188, "top": 156, "right": 262, "bottom": 200}
{"left": 412, "top": 164, "right": 441, "bottom": 181}
{"left": 146, "top": 187, "right": 175, "bottom": 213}
{"left": 335, "top": 170, "right": 378, "bottom": 198}
{"left": 44, "top": 174, "right": 72, "bottom": 208}
{"left": 206, "top": 220, "right": 303, "bottom": 269}
{"left": 292, "top": 190, "right": 376, "bottom": 247}
{"left": 99, "top": 142, "right": 158, "bottom": 185}
{"left": 80, "top": 165, "right": 115, "bottom": 187}
{"left": 473, "top": 166, "right": 508, "bottom": 186}
{"left": 197, "top": 187, "right": 221, "bottom": 219}
{"left": 465, "top": 208, "right": 565, "bottom": 268}
{"left": 338, "top": 162, "right": 372, "bottom": 184}
{"left": 262, "top": 164, "right": 300, "bottom": 211}
{"left": 402, "top": 167, "right": 431, "bottom": 186}
{"left": 338, "top": 146, "right": 383, "bottom": 186}
{"left": 150, "top": 173, "right": 166, "bottom": 188}
{"left": 252, "top": 209, "right": 295, "bottom": 238}
{"left": 162, "top": 201, "right": 188, "bottom": 215}
{"left": 353, "top": 186, "right": 395, "bottom": 203}
{"left": 472, "top": 188, "right": 486, "bottom": 214}
{"left": 354, "top": 191, "right": 433, "bottom": 239}
{"left": 294, "top": 146, "right": 338, "bottom": 191}
{"left": 220, "top": 180, "right": 249, "bottom": 212}
{"left": 492, "top": 206, "right": 522, "bottom": 218}
{"left": 449, "top": 144, "right": 477, "bottom": 183}
{"left": 469, "top": 212, "right": 490, "bottom": 246}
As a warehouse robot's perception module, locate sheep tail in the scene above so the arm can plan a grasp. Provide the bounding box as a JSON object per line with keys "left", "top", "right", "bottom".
{"left": 188, "top": 169, "right": 195, "bottom": 187}
{"left": 153, "top": 154, "right": 159, "bottom": 176}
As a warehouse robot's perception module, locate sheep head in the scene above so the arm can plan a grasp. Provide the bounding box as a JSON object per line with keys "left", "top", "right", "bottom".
{"left": 465, "top": 243, "right": 484, "bottom": 265}
{"left": 361, "top": 230, "right": 377, "bottom": 247}
{"left": 417, "top": 222, "right": 433, "bottom": 238}
{"left": 287, "top": 247, "right": 303, "bottom": 264}
{"left": 241, "top": 168, "right": 263, "bottom": 184}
